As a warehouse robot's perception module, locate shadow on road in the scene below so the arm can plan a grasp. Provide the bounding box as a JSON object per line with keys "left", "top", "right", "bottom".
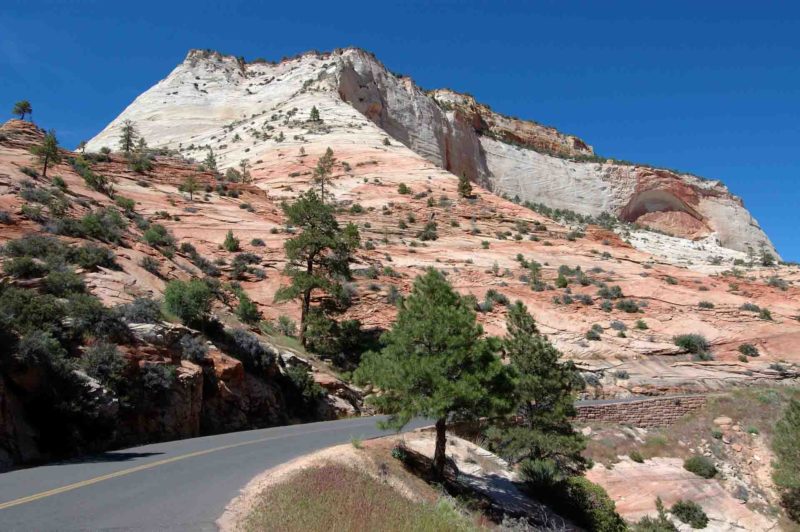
{"left": 50, "top": 451, "right": 164, "bottom": 466}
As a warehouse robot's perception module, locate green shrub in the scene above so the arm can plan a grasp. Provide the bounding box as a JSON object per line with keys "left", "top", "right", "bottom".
{"left": 82, "top": 343, "right": 127, "bottom": 390}
{"left": 164, "top": 279, "right": 213, "bottom": 325}
{"left": 79, "top": 208, "right": 127, "bottom": 243}
{"left": 553, "top": 476, "right": 627, "bottom": 532}
{"left": 759, "top": 308, "right": 773, "bottom": 321}
{"left": 397, "top": 183, "right": 411, "bottom": 194}
{"left": 68, "top": 293, "right": 129, "bottom": 341}
{"left": 597, "top": 284, "right": 623, "bottom": 299}
{"left": 738, "top": 343, "right": 759, "bottom": 357}
{"left": 286, "top": 365, "right": 323, "bottom": 403}
{"left": 670, "top": 499, "right": 708, "bottom": 528}
{"left": 251, "top": 238, "right": 265, "bottom": 247}
{"left": 43, "top": 269, "right": 86, "bottom": 297}
{"left": 3, "top": 256, "right": 50, "bottom": 278}
{"left": 140, "top": 363, "right": 175, "bottom": 397}
{"left": 139, "top": 256, "right": 161, "bottom": 275}
{"left": 68, "top": 244, "right": 117, "bottom": 271}
{"left": 674, "top": 334, "right": 709, "bottom": 354}
{"left": 179, "top": 334, "right": 208, "bottom": 363}
{"left": 416, "top": 221, "right": 438, "bottom": 241}
{"left": 635, "top": 319, "right": 648, "bottom": 330}
{"left": 740, "top": 302, "right": 760, "bottom": 313}
{"left": 223, "top": 230, "right": 240, "bottom": 252}
{"left": 629, "top": 450, "right": 644, "bottom": 463}
{"left": 698, "top": 301, "right": 714, "bottom": 309}
{"left": 683, "top": 455, "right": 716, "bottom": 478}
{"left": 226, "top": 329, "right": 276, "bottom": 373}
{"left": 116, "top": 297, "right": 161, "bottom": 324}
{"left": 14, "top": 330, "right": 68, "bottom": 370}
{"left": 633, "top": 498, "right": 677, "bottom": 531}
{"left": 236, "top": 292, "right": 261, "bottom": 323}
{"left": 0, "top": 286, "right": 66, "bottom": 336}
{"left": 142, "top": 223, "right": 174, "bottom": 248}
{"left": 277, "top": 315, "right": 297, "bottom": 337}
{"left": 773, "top": 399, "right": 800, "bottom": 522}
{"left": 615, "top": 299, "right": 640, "bottom": 313}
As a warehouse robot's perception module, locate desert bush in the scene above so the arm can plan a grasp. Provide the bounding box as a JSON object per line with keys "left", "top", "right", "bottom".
{"left": 164, "top": 279, "right": 213, "bottom": 325}
{"left": 43, "top": 269, "right": 86, "bottom": 297}
{"left": 223, "top": 230, "right": 240, "bottom": 252}
{"left": 698, "top": 301, "right": 715, "bottom": 309}
{"left": 140, "top": 363, "right": 175, "bottom": 397}
{"left": 683, "top": 455, "right": 716, "bottom": 478}
{"left": 67, "top": 293, "right": 130, "bottom": 341}
{"left": 79, "top": 208, "right": 127, "bottom": 243}
{"left": 3, "top": 256, "right": 49, "bottom": 278}
{"left": 738, "top": 343, "right": 759, "bottom": 357}
{"left": 142, "top": 224, "right": 174, "bottom": 248}
{"left": 635, "top": 319, "right": 648, "bottom": 330}
{"left": 82, "top": 343, "right": 127, "bottom": 390}
{"left": 179, "top": 334, "right": 208, "bottom": 363}
{"left": 286, "top": 365, "right": 323, "bottom": 403}
{"left": 537, "top": 476, "right": 627, "bottom": 532}
{"left": 0, "top": 286, "right": 66, "bottom": 336}
{"left": 226, "top": 328, "right": 276, "bottom": 373}
{"left": 397, "top": 183, "right": 411, "bottom": 194}
{"left": 276, "top": 315, "right": 297, "bottom": 337}
{"left": 597, "top": 284, "right": 623, "bottom": 299}
{"left": 251, "top": 238, "right": 265, "bottom": 247}
{"left": 740, "top": 302, "right": 760, "bottom": 313}
{"left": 670, "top": 500, "right": 708, "bottom": 528}
{"left": 139, "top": 256, "right": 161, "bottom": 275}
{"left": 68, "top": 244, "right": 116, "bottom": 271}
{"left": 236, "top": 292, "right": 261, "bottom": 324}
{"left": 416, "top": 221, "right": 438, "bottom": 241}
{"left": 116, "top": 297, "right": 161, "bottom": 323}
{"left": 673, "top": 334, "right": 709, "bottom": 354}
{"left": 615, "top": 299, "right": 640, "bottom": 313}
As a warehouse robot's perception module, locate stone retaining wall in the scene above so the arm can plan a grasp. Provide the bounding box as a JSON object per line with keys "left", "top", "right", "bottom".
{"left": 575, "top": 395, "right": 707, "bottom": 428}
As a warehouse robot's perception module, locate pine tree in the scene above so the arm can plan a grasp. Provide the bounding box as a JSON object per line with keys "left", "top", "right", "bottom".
{"left": 355, "top": 268, "right": 515, "bottom": 478}
{"left": 239, "top": 159, "right": 251, "bottom": 183}
{"left": 118, "top": 120, "right": 138, "bottom": 154}
{"left": 486, "top": 301, "right": 587, "bottom": 481}
{"left": 203, "top": 148, "right": 218, "bottom": 173}
{"left": 77, "top": 140, "right": 87, "bottom": 154}
{"left": 274, "top": 190, "right": 359, "bottom": 346}
{"left": 458, "top": 173, "right": 473, "bottom": 198}
{"left": 180, "top": 175, "right": 199, "bottom": 201}
{"left": 13, "top": 100, "right": 32, "bottom": 121}
{"left": 312, "top": 147, "right": 336, "bottom": 200}
{"left": 773, "top": 398, "right": 800, "bottom": 521}
{"left": 223, "top": 230, "right": 240, "bottom": 252}
{"left": 309, "top": 105, "right": 320, "bottom": 122}
{"left": 30, "top": 130, "right": 61, "bottom": 178}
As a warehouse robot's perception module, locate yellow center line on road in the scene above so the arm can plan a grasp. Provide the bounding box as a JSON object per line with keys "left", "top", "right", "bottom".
{"left": 0, "top": 421, "right": 373, "bottom": 511}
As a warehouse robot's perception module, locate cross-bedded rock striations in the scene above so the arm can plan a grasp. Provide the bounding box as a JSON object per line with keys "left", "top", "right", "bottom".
{"left": 86, "top": 47, "right": 777, "bottom": 257}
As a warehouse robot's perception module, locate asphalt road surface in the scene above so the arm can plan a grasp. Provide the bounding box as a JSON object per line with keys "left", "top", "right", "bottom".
{"left": 0, "top": 416, "right": 430, "bottom": 531}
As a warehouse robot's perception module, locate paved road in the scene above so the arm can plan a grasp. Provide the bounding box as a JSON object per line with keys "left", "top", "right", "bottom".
{"left": 0, "top": 416, "right": 430, "bottom": 531}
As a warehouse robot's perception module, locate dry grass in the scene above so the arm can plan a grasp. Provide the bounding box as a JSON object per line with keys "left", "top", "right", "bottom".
{"left": 241, "top": 462, "right": 480, "bottom": 531}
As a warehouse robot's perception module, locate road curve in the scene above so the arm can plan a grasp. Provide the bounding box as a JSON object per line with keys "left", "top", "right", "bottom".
{"left": 0, "top": 416, "right": 430, "bottom": 531}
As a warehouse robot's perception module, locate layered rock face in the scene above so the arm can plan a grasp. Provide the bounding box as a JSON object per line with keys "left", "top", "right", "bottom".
{"left": 87, "top": 47, "right": 775, "bottom": 257}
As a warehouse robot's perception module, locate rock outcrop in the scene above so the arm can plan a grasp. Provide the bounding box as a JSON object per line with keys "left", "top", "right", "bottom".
{"left": 86, "top": 47, "right": 778, "bottom": 257}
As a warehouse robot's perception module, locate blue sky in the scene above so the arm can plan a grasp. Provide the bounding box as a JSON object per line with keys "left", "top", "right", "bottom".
{"left": 2, "top": 1, "right": 798, "bottom": 260}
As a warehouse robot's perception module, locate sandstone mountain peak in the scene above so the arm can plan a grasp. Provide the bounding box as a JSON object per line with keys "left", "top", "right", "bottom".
{"left": 86, "top": 47, "right": 777, "bottom": 259}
